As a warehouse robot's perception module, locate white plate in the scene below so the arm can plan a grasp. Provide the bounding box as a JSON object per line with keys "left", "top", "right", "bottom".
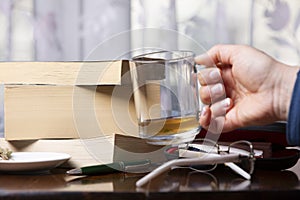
{"left": 0, "top": 152, "right": 71, "bottom": 172}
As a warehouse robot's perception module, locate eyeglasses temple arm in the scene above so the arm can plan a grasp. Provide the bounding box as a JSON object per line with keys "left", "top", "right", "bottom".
{"left": 136, "top": 154, "right": 242, "bottom": 187}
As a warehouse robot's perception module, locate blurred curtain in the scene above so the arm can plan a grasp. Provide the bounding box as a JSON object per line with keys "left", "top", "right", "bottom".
{"left": 0, "top": 0, "right": 131, "bottom": 61}
{"left": 1, "top": 0, "right": 300, "bottom": 63}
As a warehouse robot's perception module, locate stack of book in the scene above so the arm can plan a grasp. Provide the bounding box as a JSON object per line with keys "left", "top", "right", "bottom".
{"left": 0, "top": 60, "right": 139, "bottom": 168}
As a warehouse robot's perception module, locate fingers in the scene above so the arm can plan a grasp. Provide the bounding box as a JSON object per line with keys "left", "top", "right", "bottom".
{"left": 199, "top": 111, "right": 225, "bottom": 134}
{"left": 195, "top": 44, "right": 240, "bottom": 66}
{"left": 198, "top": 68, "right": 222, "bottom": 85}
{"left": 194, "top": 53, "right": 215, "bottom": 66}
{"left": 199, "top": 98, "right": 233, "bottom": 133}
{"left": 197, "top": 64, "right": 224, "bottom": 105}
{"left": 200, "top": 83, "right": 225, "bottom": 104}
{"left": 199, "top": 106, "right": 211, "bottom": 129}
{"left": 196, "top": 45, "right": 239, "bottom": 133}
{"left": 210, "top": 98, "right": 232, "bottom": 117}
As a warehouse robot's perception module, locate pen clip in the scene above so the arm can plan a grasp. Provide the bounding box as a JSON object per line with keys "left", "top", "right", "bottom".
{"left": 122, "top": 160, "right": 152, "bottom": 173}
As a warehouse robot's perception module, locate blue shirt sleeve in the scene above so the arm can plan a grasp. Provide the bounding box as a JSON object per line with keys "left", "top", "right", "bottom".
{"left": 287, "top": 70, "right": 300, "bottom": 146}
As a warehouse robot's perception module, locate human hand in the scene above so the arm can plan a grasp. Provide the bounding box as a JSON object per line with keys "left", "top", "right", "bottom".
{"left": 195, "top": 44, "right": 299, "bottom": 133}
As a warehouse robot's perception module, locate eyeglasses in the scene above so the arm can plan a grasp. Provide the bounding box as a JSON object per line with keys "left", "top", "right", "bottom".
{"left": 136, "top": 139, "right": 258, "bottom": 187}
{"left": 178, "top": 139, "right": 257, "bottom": 176}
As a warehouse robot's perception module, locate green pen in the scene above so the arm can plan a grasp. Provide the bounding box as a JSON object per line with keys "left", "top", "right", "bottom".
{"left": 66, "top": 159, "right": 151, "bottom": 175}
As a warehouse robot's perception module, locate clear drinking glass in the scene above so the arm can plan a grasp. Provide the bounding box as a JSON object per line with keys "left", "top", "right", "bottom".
{"left": 131, "top": 50, "right": 202, "bottom": 145}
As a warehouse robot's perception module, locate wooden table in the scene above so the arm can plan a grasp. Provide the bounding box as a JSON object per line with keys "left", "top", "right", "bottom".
{"left": 0, "top": 159, "right": 299, "bottom": 200}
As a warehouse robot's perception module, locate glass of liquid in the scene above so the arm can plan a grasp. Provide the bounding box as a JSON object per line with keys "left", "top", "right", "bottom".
{"left": 131, "top": 50, "right": 202, "bottom": 145}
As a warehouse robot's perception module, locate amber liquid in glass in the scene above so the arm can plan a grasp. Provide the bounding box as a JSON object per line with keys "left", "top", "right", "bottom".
{"left": 139, "top": 116, "right": 199, "bottom": 138}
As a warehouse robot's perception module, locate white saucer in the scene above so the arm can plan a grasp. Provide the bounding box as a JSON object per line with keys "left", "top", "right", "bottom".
{"left": 0, "top": 152, "right": 71, "bottom": 172}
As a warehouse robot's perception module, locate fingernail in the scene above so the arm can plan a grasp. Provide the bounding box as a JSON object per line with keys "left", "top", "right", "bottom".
{"left": 211, "top": 83, "right": 224, "bottom": 96}
{"left": 222, "top": 98, "right": 231, "bottom": 108}
{"left": 209, "top": 69, "right": 220, "bottom": 80}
